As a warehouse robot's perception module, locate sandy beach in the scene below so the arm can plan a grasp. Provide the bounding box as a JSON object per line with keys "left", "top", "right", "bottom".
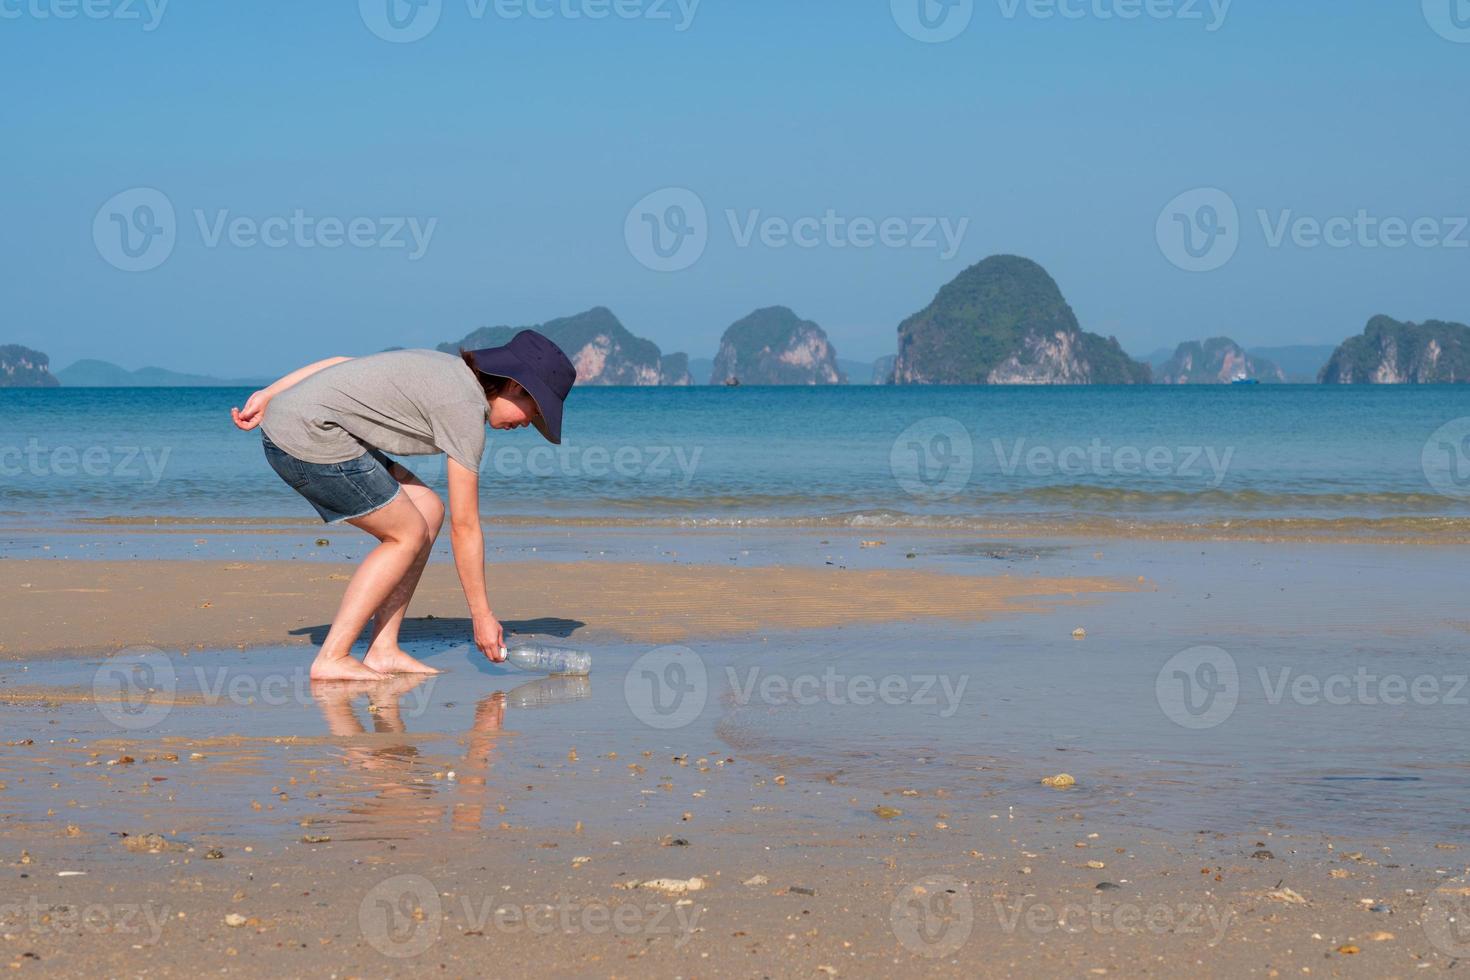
{"left": 0, "top": 553, "right": 1128, "bottom": 659}
{"left": 3, "top": 520, "right": 1468, "bottom": 976}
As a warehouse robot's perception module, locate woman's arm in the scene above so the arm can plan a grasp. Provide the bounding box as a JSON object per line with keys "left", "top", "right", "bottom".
{"left": 447, "top": 457, "right": 506, "bottom": 662}
{"left": 230, "top": 356, "right": 352, "bottom": 431}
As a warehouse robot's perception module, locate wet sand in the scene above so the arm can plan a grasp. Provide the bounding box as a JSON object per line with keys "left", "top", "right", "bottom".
{"left": 2, "top": 526, "right": 1469, "bottom": 976}
{"left": 3, "top": 647, "right": 1464, "bottom": 978}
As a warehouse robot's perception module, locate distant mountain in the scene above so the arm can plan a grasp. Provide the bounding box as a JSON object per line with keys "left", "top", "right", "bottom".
{"left": 1247, "top": 345, "right": 1337, "bottom": 383}
{"left": 688, "top": 358, "right": 714, "bottom": 385}
{"left": 892, "top": 255, "right": 1150, "bottom": 384}
{"left": 1136, "top": 348, "right": 1175, "bottom": 370}
{"left": 1320, "top": 316, "right": 1470, "bottom": 383}
{"left": 871, "top": 355, "right": 897, "bottom": 385}
{"left": 1157, "top": 338, "right": 1286, "bottom": 384}
{"left": 0, "top": 345, "right": 59, "bottom": 388}
{"left": 441, "top": 307, "right": 676, "bottom": 385}
{"left": 57, "top": 359, "right": 270, "bottom": 387}
{"left": 659, "top": 352, "right": 693, "bottom": 386}
{"left": 837, "top": 358, "right": 872, "bottom": 384}
{"left": 710, "top": 307, "right": 845, "bottom": 385}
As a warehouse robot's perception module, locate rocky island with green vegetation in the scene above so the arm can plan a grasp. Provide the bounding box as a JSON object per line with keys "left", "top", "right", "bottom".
{"left": 1319, "top": 315, "right": 1470, "bottom": 383}
{"left": 1157, "top": 338, "right": 1285, "bottom": 384}
{"left": 441, "top": 307, "right": 690, "bottom": 386}
{"left": 709, "top": 306, "right": 845, "bottom": 385}
{"left": 0, "top": 345, "right": 59, "bottom": 388}
{"left": 890, "top": 255, "right": 1150, "bottom": 384}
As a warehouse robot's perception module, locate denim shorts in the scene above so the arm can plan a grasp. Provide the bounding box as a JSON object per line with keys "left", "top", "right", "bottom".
{"left": 262, "top": 433, "right": 402, "bottom": 524}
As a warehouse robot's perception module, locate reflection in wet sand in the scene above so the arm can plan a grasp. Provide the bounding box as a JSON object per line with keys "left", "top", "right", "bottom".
{"left": 506, "top": 674, "right": 593, "bottom": 709}
{"left": 308, "top": 674, "right": 591, "bottom": 838}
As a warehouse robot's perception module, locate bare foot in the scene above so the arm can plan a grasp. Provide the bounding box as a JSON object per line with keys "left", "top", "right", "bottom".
{"left": 363, "top": 646, "right": 441, "bottom": 675}
{"left": 310, "top": 654, "right": 386, "bottom": 682}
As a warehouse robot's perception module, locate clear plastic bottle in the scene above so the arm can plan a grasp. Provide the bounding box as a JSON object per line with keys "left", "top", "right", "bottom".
{"left": 501, "top": 638, "right": 592, "bottom": 676}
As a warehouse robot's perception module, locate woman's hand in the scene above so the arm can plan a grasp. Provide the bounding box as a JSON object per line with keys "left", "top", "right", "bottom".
{"left": 474, "top": 612, "right": 506, "bottom": 663}
{"left": 231, "top": 389, "right": 271, "bottom": 431}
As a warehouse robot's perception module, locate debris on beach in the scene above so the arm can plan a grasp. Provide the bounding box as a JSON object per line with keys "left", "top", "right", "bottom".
{"left": 1268, "top": 886, "right": 1307, "bottom": 905}
{"left": 860, "top": 540, "right": 885, "bottom": 548}
{"left": 1071, "top": 628, "right": 1086, "bottom": 639}
{"left": 223, "top": 913, "right": 248, "bottom": 928}
{"left": 122, "top": 833, "right": 186, "bottom": 854}
{"left": 743, "top": 875, "right": 769, "bottom": 887}
{"left": 1041, "top": 773, "right": 1076, "bottom": 789}
{"left": 623, "top": 877, "right": 706, "bottom": 895}
{"left": 872, "top": 806, "right": 902, "bottom": 819}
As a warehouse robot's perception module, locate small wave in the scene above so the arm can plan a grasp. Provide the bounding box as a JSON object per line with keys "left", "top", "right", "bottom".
{"left": 449, "top": 510, "right": 1470, "bottom": 544}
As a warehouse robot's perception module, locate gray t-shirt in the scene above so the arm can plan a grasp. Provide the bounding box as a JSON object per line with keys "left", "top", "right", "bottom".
{"left": 262, "top": 349, "right": 488, "bottom": 470}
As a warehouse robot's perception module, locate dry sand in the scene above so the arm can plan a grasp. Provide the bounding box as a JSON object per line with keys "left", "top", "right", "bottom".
{"left": 0, "top": 558, "right": 1128, "bottom": 659}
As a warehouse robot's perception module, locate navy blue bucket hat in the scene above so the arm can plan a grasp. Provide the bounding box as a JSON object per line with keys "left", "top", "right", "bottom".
{"left": 466, "top": 330, "right": 577, "bottom": 444}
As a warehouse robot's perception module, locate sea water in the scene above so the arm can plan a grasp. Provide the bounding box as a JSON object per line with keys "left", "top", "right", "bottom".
{"left": 2, "top": 384, "right": 1469, "bottom": 529}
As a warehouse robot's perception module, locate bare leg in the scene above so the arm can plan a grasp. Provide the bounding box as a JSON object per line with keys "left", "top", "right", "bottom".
{"left": 310, "top": 493, "right": 431, "bottom": 681}
{"left": 364, "top": 466, "right": 445, "bottom": 675}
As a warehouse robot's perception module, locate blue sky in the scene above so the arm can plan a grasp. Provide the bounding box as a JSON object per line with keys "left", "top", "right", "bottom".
{"left": 2, "top": 0, "right": 1467, "bottom": 374}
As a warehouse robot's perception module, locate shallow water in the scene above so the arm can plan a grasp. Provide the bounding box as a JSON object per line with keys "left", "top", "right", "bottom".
{"left": 4, "top": 539, "right": 1467, "bottom": 846}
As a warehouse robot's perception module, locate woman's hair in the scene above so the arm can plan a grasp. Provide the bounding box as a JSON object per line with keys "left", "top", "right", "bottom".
{"left": 460, "top": 350, "right": 512, "bottom": 399}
